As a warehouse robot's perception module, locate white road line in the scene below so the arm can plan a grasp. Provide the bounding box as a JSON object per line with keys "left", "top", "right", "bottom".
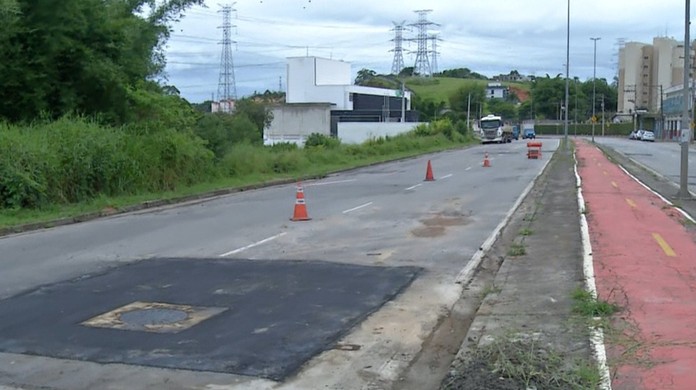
{"left": 306, "top": 179, "right": 356, "bottom": 187}
{"left": 405, "top": 183, "right": 422, "bottom": 191}
{"left": 440, "top": 174, "right": 453, "bottom": 179}
{"left": 618, "top": 165, "right": 696, "bottom": 224}
{"left": 465, "top": 167, "right": 472, "bottom": 171}
{"left": 574, "top": 150, "right": 612, "bottom": 390}
{"left": 219, "top": 232, "right": 287, "bottom": 257}
{"left": 342, "top": 202, "right": 373, "bottom": 214}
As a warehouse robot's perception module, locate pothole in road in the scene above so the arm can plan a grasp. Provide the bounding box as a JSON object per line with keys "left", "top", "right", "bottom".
{"left": 412, "top": 213, "right": 471, "bottom": 237}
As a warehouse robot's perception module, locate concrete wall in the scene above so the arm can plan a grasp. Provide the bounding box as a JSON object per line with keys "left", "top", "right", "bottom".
{"left": 286, "top": 57, "right": 352, "bottom": 109}
{"left": 264, "top": 104, "right": 333, "bottom": 146}
{"left": 337, "top": 122, "right": 424, "bottom": 144}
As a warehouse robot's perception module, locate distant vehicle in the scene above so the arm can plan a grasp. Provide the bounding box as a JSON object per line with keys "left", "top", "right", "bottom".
{"left": 636, "top": 130, "right": 645, "bottom": 140}
{"left": 629, "top": 130, "right": 638, "bottom": 140}
{"left": 522, "top": 121, "right": 536, "bottom": 139}
{"left": 642, "top": 131, "right": 655, "bottom": 142}
{"left": 479, "top": 114, "right": 512, "bottom": 144}
{"left": 512, "top": 125, "right": 520, "bottom": 140}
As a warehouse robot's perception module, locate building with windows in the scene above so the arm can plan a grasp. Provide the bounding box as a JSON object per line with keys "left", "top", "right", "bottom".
{"left": 264, "top": 56, "right": 420, "bottom": 146}
{"left": 618, "top": 37, "right": 694, "bottom": 116}
{"left": 485, "top": 83, "right": 508, "bottom": 99}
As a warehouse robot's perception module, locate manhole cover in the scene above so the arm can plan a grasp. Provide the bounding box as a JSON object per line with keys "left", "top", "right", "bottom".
{"left": 82, "top": 301, "right": 227, "bottom": 333}
{"left": 120, "top": 308, "right": 188, "bottom": 327}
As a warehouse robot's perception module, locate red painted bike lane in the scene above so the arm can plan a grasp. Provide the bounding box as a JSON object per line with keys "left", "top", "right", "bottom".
{"left": 576, "top": 140, "right": 696, "bottom": 390}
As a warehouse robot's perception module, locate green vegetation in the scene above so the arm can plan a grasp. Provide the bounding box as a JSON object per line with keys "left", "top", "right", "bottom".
{"left": 507, "top": 243, "right": 527, "bottom": 257}
{"left": 519, "top": 228, "right": 534, "bottom": 236}
{"left": 0, "top": 118, "right": 474, "bottom": 228}
{"left": 572, "top": 288, "right": 620, "bottom": 317}
{"left": 442, "top": 334, "right": 601, "bottom": 390}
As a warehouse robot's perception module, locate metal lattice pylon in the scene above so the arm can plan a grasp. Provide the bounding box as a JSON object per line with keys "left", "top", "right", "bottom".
{"left": 429, "top": 33, "right": 441, "bottom": 74}
{"left": 409, "top": 10, "right": 438, "bottom": 77}
{"left": 390, "top": 21, "right": 406, "bottom": 75}
{"left": 217, "top": 4, "right": 237, "bottom": 102}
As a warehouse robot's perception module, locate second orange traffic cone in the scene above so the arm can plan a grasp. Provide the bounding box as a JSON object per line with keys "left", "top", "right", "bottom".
{"left": 483, "top": 152, "right": 491, "bottom": 168}
{"left": 290, "top": 183, "right": 311, "bottom": 221}
{"left": 424, "top": 160, "right": 435, "bottom": 181}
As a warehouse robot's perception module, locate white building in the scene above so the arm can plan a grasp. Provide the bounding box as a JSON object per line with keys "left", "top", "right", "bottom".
{"left": 265, "top": 56, "right": 419, "bottom": 146}
{"left": 485, "top": 82, "right": 508, "bottom": 99}
{"left": 618, "top": 37, "right": 694, "bottom": 115}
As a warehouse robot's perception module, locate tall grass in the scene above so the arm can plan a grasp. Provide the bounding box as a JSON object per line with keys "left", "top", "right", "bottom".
{"left": 0, "top": 117, "right": 215, "bottom": 209}
{"left": 0, "top": 117, "right": 469, "bottom": 216}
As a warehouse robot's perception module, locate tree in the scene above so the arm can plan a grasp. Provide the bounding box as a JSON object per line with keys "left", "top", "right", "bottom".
{"left": 449, "top": 83, "right": 486, "bottom": 115}
{"left": 0, "top": 0, "right": 204, "bottom": 124}
{"left": 437, "top": 68, "right": 488, "bottom": 80}
{"left": 412, "top": 95, "right": 446, "bottom": 122}
{"left": 529, "top": 74, "right": 566, "bottom": 119}
{"left": 355, "top": 68, "right": 377, "bottom": 85}
{"left": 486, "top": 99, "right": 517, "bottom": 121}
{"left": 399, "top": 67, "right": 415, "bottom": 78}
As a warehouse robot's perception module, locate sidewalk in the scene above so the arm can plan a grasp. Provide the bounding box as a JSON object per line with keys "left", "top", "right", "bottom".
{"left": 443, "top": 145, "right": 593, "bottom": 389}
{"left": 576, "top": 140, "right": 696, "bottom": 389}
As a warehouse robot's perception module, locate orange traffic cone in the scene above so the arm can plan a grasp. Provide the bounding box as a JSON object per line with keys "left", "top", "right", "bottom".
{"left": 291, "top": 183, "right": 311, "bottom": 221}
{"left": 483, "top": 152, "right": 491, "bottom": 167}
{"left": 424, "top": 160, "right": 435, "bottom": 181}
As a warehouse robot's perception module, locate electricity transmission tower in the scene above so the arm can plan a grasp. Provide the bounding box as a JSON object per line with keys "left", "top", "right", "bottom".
{"left": 409, "top": 10, "right": 438, "bottom": 77}
{"left": 390, "top": 21, "right": 407, "bottom": 75}
{"left": 429, "top": 33, "right": 441, "bottom": 74}
{"left": 217, "top": 3, "right": 237, "bottom": 102}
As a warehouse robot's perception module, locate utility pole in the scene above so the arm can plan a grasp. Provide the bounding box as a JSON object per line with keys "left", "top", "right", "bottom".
{"left": 677, "top": 0, "right": 692, "bottom": 199}
{"left": 564, "top": 0, "right": 570, "bottom": 150}
{"left": 601, "top": 94, "right": 606, "bottom": 136}
{"left": 574, "top": 81, "right": 578, "bottom": 137}
{"left": 390, "top": 21, "right": 406, "bottom": 75}
{"left": 217, "top": 3, "right": 237, "bottom": 104}
{"left": 400, "top": 81, "right": 406, "bottom": 122}
{"left": 466, "top": 92, "right": 471, "bottom": 133}
{"left": 591, "top": 37, "right": 601, "bottom": 142}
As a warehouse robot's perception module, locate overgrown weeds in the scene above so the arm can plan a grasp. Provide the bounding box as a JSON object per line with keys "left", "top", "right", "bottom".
{"left": 507, "top": 243, "right": 526, "bottom": 257}
{"left": 571, "top": 288, "right": 620, "bottom": 318}
{"left": 442, "top": 334, "right": 601, "bottom": 390}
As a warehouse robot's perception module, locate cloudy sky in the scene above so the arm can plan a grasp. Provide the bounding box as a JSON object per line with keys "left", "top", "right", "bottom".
{"left": 164, "top": 0, "right": 692, "bottom": 102}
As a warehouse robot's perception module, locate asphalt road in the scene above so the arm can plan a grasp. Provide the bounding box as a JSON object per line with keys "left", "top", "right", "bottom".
{"left": 593, "top": 137, "right": 696, "bottom": 196}
{"left": 0, "top": 138, "right": 558, "bottom": 390}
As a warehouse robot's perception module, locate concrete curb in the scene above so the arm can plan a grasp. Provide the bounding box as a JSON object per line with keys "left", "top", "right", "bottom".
{"left": 0, "top": 177, "right": 306, "bottom": 237}
{"left": 0, "top": 144, "right": 475, "bottom": 238}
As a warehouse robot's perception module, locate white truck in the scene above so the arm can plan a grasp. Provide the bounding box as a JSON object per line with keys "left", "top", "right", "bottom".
{"left": 479, "top": 114, "right": 512, "bottom": 144}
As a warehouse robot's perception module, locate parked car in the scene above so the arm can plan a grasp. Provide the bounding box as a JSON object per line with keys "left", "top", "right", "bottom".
{"left": 636, "top": 130, "right": 645, "bottom": 140}
{"left": 642, "top": 131, "right": 655, "bottom": 142}
{"left": 629, "top": 130, "right": 638, "bottom": 140}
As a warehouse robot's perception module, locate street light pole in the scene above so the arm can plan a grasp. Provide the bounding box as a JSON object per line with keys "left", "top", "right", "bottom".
{"left": 564, "top": 0, "right": 570, "bottom": 150}
{"left": 677, "top": 0, "right": 692, "bottom": 199}
{"left": 591, "top": 37, "right": 601, "bottom": 143}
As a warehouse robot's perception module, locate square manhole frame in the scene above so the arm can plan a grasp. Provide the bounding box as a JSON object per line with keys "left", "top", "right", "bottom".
{"left": 81, "top": 301, "right": 228, "bottom": 334}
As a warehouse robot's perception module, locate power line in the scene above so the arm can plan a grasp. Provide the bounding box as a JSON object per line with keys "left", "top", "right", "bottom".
{"left": 217, "top": 3, "right": 237, "bottom": 101}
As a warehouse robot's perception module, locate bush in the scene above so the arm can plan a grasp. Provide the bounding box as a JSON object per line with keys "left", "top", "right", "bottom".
{"left": 0, "top": 117, "right": 216, "bottom": 208}
{"left": 305, "top": 133, "right": 341, "bottom": 149}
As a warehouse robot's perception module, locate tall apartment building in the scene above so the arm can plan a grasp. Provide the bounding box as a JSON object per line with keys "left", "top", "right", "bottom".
{"left": 618, "top": 36, "right": 693, "bottom": 115}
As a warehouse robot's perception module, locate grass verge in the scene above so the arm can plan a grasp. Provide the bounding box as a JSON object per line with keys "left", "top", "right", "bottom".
{"left": 442, "top": 333, "right": 601, "bottom": 390}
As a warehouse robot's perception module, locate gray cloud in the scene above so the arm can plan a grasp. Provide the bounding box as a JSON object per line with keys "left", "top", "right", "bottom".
{"left": 165, "top": 0, "right": 691, "bottom": 102}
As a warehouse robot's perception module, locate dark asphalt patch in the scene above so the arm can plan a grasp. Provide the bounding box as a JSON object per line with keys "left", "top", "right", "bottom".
{"left": 0, "top": 258, "right": 421, "bottom": 380}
